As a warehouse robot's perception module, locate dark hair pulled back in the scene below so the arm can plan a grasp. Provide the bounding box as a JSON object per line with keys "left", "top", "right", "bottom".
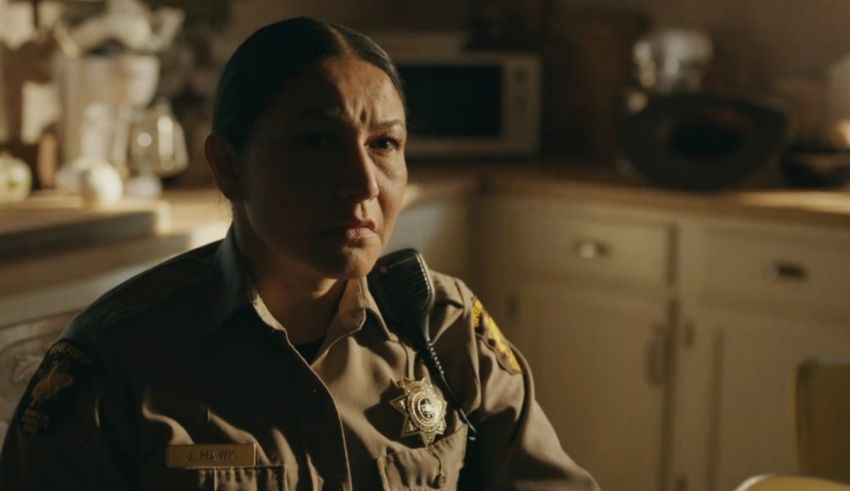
{"left": 212, "top": 17, "right": 405, "bottom": 153}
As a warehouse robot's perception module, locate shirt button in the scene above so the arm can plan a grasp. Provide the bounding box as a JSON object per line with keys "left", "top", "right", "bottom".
{"left": 433, "top": 472, "right": 447, "bottom": 488}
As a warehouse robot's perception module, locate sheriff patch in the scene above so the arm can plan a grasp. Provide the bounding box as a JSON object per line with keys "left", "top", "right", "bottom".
{"left": 472, "top": 299, "right": 521, "bottom": 375}
{"left": 18, "top": 340, "right": 93, "bottom": 436}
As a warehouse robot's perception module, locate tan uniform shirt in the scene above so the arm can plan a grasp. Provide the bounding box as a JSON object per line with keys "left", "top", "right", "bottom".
{"left": 0, "top": 228, "right": 599, "bottom": 491}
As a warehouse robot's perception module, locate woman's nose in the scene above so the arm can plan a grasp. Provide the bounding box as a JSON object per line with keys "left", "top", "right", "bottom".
{"left": 336, "top": 145, "right": 379, "bottom": 201}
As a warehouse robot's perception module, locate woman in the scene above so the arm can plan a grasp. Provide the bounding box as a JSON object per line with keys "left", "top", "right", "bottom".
{"left": 0, "top": 18, "right": 598, "bottom": 490}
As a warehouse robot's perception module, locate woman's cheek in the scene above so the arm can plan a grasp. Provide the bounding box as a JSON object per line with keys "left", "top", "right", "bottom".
{"left": 378, "top": 198, "right": 403, "bottom": 247}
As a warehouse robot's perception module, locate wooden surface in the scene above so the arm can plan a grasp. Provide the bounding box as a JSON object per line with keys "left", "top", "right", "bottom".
{"left": 410, "top": 162, "right": 850, "bottom": 229}
{"left": 0, "top": 189, "right": 228, "bottom": 298}
{"left": 0, "top": 192, "right": 170, "bottom": 258}
{"left": 735, "top": 476, "right": 850, "bottom": 491}
{"left": 475, "top": 165, "right": 850, "bottom": 228}
{"left": 796, "top": 357, "right": 850, "bottom": 484}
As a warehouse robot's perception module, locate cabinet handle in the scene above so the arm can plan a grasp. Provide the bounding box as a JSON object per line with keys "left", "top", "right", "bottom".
{"left": 768, "top": 261, "right": 808, "bottom": 282}
{"left": 644, "top": 325, "right": 669, "bottom": 387}
{"left": 573, "top": 239, "right": 610, "bottom": 260}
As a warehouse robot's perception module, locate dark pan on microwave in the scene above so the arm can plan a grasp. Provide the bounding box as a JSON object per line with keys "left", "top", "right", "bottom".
{"left": 618, "top": 93, "right": 792, "bottom": 190}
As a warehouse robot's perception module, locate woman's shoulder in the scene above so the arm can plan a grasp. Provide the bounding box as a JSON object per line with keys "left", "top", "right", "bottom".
{"left": 427, "top": 270, "right": 478, "bottom": 343}
{"left": 63, "top": 240, "right": 223, "bottom": 349}
{"left": 428, "top": 271, "right": 517, "bottom": 370}
{"left": 429, "top": 270, "right": 474, "bottom": 309}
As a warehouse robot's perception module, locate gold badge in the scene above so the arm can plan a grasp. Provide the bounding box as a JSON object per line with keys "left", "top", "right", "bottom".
{"left": 390, "top": 377, "right": 447, "bottom": 446}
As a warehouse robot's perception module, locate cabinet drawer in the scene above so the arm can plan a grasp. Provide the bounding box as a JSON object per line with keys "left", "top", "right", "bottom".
{"left": 511, "top": 203, "right": 673, "bottom": 288}
{"left": 702, "top": 227, "right": 850, "bottom": 316}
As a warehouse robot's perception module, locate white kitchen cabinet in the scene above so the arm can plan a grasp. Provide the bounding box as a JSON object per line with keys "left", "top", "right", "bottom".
{"left": 473, "top": 191, "right": 850, "bottom": 491}
{"left": 671, "top": 221, "right": 850, "bottom": 491}
{"left": 385, "top": 196, "right": 472, "bottom": 280}
{"left": 473, "top": 194, "right": 676, "bottom": 490}
{"left": 516, "top": 281, "right": 670, "bottom": 491}
{"left": 686, "top": 308, "right": 850, "bottom": 491}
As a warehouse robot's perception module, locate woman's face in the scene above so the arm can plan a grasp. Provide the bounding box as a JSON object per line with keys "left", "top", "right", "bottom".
{"left": 236, "top": 55, "right": 408, "bottom": 280}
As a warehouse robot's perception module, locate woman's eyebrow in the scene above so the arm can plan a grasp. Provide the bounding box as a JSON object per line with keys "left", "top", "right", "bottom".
{"left": 288, "top": 110, "right": 405, "bottom": 130}
{"left": 374, "top": 119, "right": 406, "bottom": 131}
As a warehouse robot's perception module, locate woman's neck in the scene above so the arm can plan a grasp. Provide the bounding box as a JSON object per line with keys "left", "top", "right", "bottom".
{"left": 233, "top": 220, "right": 344, "bottom": 345}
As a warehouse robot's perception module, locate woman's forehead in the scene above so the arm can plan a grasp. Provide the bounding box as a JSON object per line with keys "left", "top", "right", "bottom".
{"left": 261, "top": 56, "right": 406, "bottom": 129}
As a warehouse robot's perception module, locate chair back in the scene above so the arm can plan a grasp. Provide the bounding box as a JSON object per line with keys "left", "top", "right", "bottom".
{"left": 735, "top": 475, "right": 850, "bottom": 491}
{"left": 797, "top": 356, "right": 850, "bottom": 483}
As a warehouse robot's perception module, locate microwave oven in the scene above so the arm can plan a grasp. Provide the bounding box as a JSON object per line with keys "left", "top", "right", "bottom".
{"left": 371, "top": 32, "right": 542, "bottom": 159}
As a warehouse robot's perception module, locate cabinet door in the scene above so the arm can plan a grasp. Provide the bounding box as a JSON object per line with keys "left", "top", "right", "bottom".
{"left": 514, "top": 282, "right": 669, "bottom": 491}
{"left": 386, "top": 199, "right": 470, "bottom": 279}
{"left": 697, "top": 309, "right": 850, "bottom": 491}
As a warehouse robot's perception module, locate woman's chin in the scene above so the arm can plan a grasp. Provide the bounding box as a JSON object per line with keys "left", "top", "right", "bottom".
{"left": 314, "top": 241, "right": 383, "bottom": 279}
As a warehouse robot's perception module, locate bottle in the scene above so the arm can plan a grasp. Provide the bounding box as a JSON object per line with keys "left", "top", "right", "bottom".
{"left": 827, "top": 54, "right": 850, "bottom": 148}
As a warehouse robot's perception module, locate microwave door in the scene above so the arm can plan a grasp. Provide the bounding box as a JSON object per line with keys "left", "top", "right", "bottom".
{"left": 398, "top": 54, "right": 540, "bottom": 158}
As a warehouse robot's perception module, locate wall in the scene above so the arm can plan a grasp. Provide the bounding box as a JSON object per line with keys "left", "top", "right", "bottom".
{"left": 645, "top": 0, "right": 850, "bottom": 82}
{"left": 218, "top": 0, "right": 849, "bottom": 153}
{"left": 2, "top": 0, "right": 846, "bottom": 157}
{"left": 643, "top": 0, "right": 850, "bottom": 142}
{"left": 222, "top": 0, "right": 850, "bottom": 85}
{"left": 214, "top": 0, "right": 472, "bottom": 64}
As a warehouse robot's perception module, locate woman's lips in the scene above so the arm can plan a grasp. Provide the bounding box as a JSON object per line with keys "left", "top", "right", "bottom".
{"left": 338, "top": 226, "right": 376, "bottom": 240}
{"left": 323, "top": 219, "right": 377, "bottom": 240}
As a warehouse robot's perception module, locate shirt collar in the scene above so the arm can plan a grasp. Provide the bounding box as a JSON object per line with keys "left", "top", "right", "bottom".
{"left": 344, "top": 276, "right": 398, "bottom": 341}
{"left": 207, "top": 225, "right": 397, "bottom": 341}
{"left": 208, "top": 226, "right": 254, "bottom": 334}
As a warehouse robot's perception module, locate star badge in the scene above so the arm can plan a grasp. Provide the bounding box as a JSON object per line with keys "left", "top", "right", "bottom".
{"left": 390, "top": 377, "right": 447, "bottom": 446}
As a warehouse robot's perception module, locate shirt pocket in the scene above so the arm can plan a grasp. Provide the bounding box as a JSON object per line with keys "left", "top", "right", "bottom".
{"left": 139, "top": 464, "right": 286, "bottom": 491}
{"left": 377, "top": 426, "right": 468, "bottom": 491}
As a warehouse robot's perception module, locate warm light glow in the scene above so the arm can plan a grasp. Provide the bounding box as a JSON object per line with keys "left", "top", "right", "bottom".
{"left": 136, "top": 132, "right": 153, "bottom": 147}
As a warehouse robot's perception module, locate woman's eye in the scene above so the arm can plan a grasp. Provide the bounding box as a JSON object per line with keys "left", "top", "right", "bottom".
{"left": 369, "top": 137, "right": 401, "bottom": 151}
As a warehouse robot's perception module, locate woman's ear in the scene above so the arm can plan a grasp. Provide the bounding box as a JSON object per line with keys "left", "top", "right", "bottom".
{"left": 204, "top": 132, "right": 245, "bottom": 201}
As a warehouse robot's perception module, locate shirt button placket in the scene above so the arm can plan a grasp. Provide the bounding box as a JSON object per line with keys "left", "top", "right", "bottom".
{"left": 301, "top": 374, "right": 350, "bottom": 490}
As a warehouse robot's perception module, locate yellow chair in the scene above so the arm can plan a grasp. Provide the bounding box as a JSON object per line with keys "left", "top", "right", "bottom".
{"left": 796, "top": 356, "right": 850, "bottom": 484}
{"left": 735, "top": 475, "right": 850, "bottom": 491}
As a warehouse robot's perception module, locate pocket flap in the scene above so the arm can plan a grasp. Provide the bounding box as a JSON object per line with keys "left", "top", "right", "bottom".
{"left": 140, "top": 464, "right": 286, "bottom": 491}
{"left": 378, "top": 426, "right": 468, "bottom": 490}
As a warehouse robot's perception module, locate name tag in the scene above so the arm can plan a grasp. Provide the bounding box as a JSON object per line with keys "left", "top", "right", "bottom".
{"left": 165, "top": 443, "right": 256, "bottom": 468}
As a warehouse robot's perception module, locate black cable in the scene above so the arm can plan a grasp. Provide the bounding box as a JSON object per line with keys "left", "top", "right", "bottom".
{"left": 416, "top": 317, "right": 478, "bottom": 446}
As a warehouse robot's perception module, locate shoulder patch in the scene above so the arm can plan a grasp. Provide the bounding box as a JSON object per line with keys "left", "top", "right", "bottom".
{"left": 18, "top": 340, "right": 93, "bottom": 436}
{"left": 472, "top": 298, "right": 521, "bottom": 375}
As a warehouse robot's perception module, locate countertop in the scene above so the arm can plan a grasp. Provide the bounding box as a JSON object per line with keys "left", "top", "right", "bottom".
{"left": 3, "top": 163, "right": 850, "bottom": 302}
{"left": 475, "top": 164, "right": 850, "bottom": 228}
